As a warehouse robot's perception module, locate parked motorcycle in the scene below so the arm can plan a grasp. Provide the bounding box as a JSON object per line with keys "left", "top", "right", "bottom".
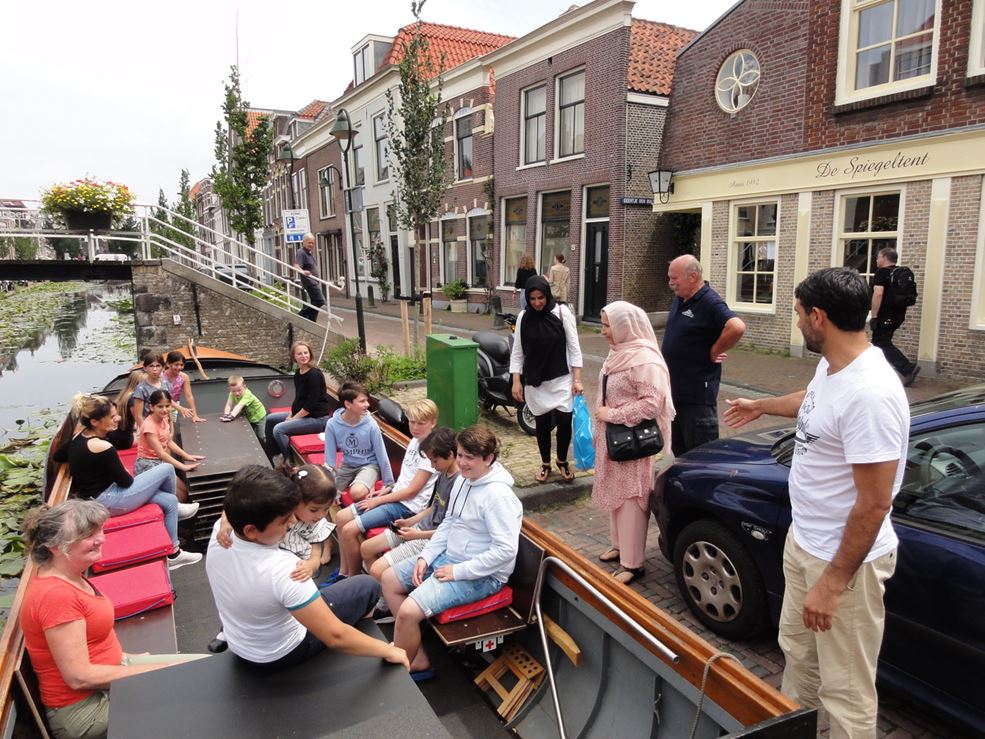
{"left": 473, "top": 314, "right": 536, "bottom": 436}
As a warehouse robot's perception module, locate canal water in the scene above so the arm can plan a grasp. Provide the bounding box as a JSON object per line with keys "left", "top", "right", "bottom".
{"left": 0, "top": 283, "right": 136, "bottom": 441}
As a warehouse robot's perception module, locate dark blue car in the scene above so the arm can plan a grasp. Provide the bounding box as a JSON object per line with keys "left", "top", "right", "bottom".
{"left": 650, "top": 385, "right": 985, "bottom": 733}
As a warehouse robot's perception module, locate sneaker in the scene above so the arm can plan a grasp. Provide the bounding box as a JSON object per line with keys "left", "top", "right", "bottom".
{"left": 177, "top": 502, "right": 200, "bottom": 521}
{"left": 168, "top": 549, "right": 203, "bottom": 571}
{"left": 904, "top": 364, "right": 921, "bottom": 388}
{"left": 372, "top": 606, "right": 394, "bottom": 624}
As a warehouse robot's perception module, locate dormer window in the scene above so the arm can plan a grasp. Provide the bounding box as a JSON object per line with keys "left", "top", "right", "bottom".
{"left": 354, "top": 44, "right": 373, "bottom": 86}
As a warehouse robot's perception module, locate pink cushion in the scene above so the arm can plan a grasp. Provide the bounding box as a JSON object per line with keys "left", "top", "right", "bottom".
{"left": 435, "top": 586, "right": 513, "bottom": 624}
{"left": 92, "top": 521, "right": 173, "bottom": 573}
{"left": 118, "top": 447, "right": 138, "bottom": 475}
{"left": 269, "top": 406, "right": 291, "bottom": 414}
{"left": 89, "top": 559, "right": 174, "bottom": 619}
{"left": 366, "top": 527, "right": 386, "bottom": 539}
{"left": 104, "top": 504, "right": 163, "bottom": 533}
{"left": 290, "top": 434, "right": 323, "bottom": 454}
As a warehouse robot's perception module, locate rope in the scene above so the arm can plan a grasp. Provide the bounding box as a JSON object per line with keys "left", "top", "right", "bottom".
{"left": 689, "top": 651, "right": 744, "bottom": 739}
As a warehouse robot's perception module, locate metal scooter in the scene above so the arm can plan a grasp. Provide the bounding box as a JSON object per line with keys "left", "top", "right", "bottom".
{"left": 472, "top": 313, "right": 537, "bottom": 435}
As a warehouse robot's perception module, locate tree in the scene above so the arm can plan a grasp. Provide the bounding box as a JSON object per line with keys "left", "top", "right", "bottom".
{"left": 211, "top": 66, "right": 272, "bottom": 247}
{"left": 0, "top": 236, "right": 37, "bottom": 260}
{"left": 148, "top": 188, "right": 172, "bottom": 257}
{"left": 104, "top": 216, "right": 141, "bottom": 258}
{"left": 171, "top": 169, "right": 198, "bottom": 250}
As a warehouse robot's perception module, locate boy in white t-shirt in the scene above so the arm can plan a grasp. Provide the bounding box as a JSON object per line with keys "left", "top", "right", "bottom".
{"left": 334, "top": 399, "right": 439, "bottom": 578}
{"left": 205, "top": 464, "right": 408, "bottom": 670}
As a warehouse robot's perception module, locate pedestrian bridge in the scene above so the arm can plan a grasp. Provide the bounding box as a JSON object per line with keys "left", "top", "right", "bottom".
{"left": 0, "top": 258, "right": 132, "bottom": 283}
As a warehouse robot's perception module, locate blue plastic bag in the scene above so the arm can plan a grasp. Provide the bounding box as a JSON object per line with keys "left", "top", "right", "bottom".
{"left": 572, "top": 394, "right": 595, "bottom": 470}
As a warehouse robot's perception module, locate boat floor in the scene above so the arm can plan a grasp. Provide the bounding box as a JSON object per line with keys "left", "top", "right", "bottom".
{"left": 171, "top": 548, "right": 512, "bottom": 738}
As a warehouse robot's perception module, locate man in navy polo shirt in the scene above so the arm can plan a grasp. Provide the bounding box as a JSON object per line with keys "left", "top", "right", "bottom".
{"left": 662, "top": 255, "right": 746, "bottom": 456}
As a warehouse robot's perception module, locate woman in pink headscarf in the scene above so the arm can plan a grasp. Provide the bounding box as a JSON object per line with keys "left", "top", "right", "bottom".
{"left": 592, "top": 301, "right": 675, "bottom": 585}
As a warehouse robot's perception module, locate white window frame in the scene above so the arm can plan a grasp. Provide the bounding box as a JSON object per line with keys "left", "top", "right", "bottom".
{"left": 297, "top": 168, "right": 307, "bottom": 212}
{"left": 373, "top": 113, "right": 389, "bottom": 182}
{"left": 968, "top": 180, "right": 985, "bottom": 329}
{"left": 466, "top": 208, "right": 491, "bottom": 287}
{"left": 454, "top": 108, "right": 474, "bottom": 182}
{"left": 553, "top": 67, "right": 586, "bottom": 162}
{"left": 353, "top": 143, "right": 365, "bottom": 186}
{"left": 835, "top": 0, "right": 942, "bottom": 106}
{"left": 970, "top": 0, "right": 985, "bottom": 77}
{"left": 520, "top": 83, "right": 547, "bottom": 167}
{"left": 726, "top": 199, "right": 780, "bottom": 313}
{"left": 354, "top": 44, "right": 372, "bottom": 86}
{"left": 500, "top": 196, "right": 527, "bottom": 289}
{"left": 831, "top": 185, "right": 907, "bottom": 282}
{"left": 317, "top": 166, "right": 336, "bottom": 219}
{"left": 440, "top": 217, "right": 463, "bottom": 285}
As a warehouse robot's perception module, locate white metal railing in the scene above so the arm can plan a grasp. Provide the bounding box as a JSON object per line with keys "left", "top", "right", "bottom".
{"left": 0, "top": 201, "right": 344, "bottom": 323}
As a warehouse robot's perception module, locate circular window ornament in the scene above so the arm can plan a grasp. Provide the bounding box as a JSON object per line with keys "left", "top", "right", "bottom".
{"left": 715, "top": 50, "right": 761, "bottom": 113}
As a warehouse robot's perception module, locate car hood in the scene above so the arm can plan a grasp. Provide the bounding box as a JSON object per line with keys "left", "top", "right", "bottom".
{"left": 676, "top": 426, "right": 793, "bottom": 467}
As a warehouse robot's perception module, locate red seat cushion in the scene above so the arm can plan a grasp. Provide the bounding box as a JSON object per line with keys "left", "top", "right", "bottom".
{"left": 118, "top": 447, "right": 138, "bottom": 475}
{"left": 269, "top": 406, "right": 292, "bottom": 414}
{"left": 104, "top": 504, "right": 163, "bottom": 533}
{"left": 89, "top": 559, "right": 175, "bottom": 620}
{"left": 92, "top": 521, "right": 173, "bottom": 573}
{"left": 366, "top": 527, "right": 387, "bottom": 539}
{"left": 290, "top": 434, "right": 323, "bottom": 454}
{"left": 339, "top": 491, "right": 354, "bottom": 507}
{"left": 306, "top": 452, "right": 326, "bottom": 465}
{"left": 435, "top": 586, "right": 513, "bottom": 624}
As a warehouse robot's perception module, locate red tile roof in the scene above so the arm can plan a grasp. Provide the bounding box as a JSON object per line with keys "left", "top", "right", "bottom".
{"left": 382, "top": 21, "right": 514, "bottom": 77}
{"left": 245, "top": 109, "right": 270, "bottom": 137}
{"left": 627, "top": 19, "right": 698, "bottom": 96}
{"left": 189, "top": 180, "right": 203, "bottom": 200}
{"left": 296, "top": 100, "right": 329, "bottom": 120}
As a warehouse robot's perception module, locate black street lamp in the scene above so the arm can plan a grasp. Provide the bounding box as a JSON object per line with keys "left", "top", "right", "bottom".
{"left": 329, "top": 107, "right": 367, "bottom": 354}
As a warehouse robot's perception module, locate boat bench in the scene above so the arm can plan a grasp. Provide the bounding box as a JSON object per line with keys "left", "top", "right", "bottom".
{"left": 429, "top": 533, "right": 545, "bottom": 649}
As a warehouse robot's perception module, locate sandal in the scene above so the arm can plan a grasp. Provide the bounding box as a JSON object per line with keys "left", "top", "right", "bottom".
{"left": 556, "top": 459, "right": 575, "bottom": 482}
{"left": 598, "top": 548, "right": 620, "bottom": 563}
{"left": 535, "top": 463, "right": 552, "bottom": 483}
{"left": 613, "top": 567, "right": 645, "bottom": 586}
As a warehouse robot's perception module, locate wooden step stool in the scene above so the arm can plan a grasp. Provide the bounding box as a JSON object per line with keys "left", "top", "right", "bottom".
{"left": 474, "top": 643, "right": 544, "bottom": 722}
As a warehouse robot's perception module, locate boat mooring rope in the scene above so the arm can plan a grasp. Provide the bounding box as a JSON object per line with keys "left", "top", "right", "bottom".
{"left": 689, "top": 651, "right": 744, "bottom": 739}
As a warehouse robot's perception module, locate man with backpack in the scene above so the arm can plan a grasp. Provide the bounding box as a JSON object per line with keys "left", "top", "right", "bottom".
{"left": 870, "top": 247, "right": 920, "bottom": 386}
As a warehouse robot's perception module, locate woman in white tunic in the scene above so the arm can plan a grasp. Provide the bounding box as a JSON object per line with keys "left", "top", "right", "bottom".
{"left": 510, "top": 275, "right": 583, "bottom": 483}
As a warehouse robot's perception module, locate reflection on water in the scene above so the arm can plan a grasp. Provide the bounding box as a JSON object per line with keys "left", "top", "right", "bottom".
{"left": 0, "top": 284, "right": 135, "bottom": 440}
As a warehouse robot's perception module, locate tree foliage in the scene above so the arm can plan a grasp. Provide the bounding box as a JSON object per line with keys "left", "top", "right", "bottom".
{"left": 1, "top": 236, "right": 38, "bottom": 260}
{"left": 171, "top": 169, "right": 198, "bottom": 249}
{"left": 211, "top": 66, "right": 272, "bottom": 247}
{"left": 384, "top": 1, "right": 448, "bottom": 232}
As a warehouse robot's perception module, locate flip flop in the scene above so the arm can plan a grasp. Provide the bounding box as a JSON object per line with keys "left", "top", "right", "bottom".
{"left": 613, "top": 567, "right": 645, "bottom": 586}
{"left": 598, "top": 548, "right": 620, "bottom": 563}
{"left": 411, "top": 668, "right": 436, "bottom": 683}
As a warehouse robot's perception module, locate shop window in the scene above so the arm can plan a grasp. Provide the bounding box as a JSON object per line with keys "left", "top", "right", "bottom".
{"left": 441, "top": 217, "right": 462, "bottom": 284}
{"left": 731, "top": 202, "right": 778, "bottom": 307}
{"left": 540, "top": 191, "right": 571, "bottom": 276}
{"left": 502, "top": 197, "right": 527, "bottom": 285}
{"left": 469, "top": 213, "right": 491, "bottom": 287}
{"left": 839, "top": 191, "right": 900, "bottom": 281}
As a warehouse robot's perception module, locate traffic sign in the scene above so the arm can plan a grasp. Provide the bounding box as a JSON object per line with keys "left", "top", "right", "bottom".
{"left": 282, "top": 209, "right": 310, "bottom": 244}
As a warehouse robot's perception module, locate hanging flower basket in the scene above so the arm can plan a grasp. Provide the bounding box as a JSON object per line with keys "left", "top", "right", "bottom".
{"left": 62, "top": 209, "right": 113, "bottom": 232}
{"left": 40, "top": 178, "right": 135, "bottom": 232}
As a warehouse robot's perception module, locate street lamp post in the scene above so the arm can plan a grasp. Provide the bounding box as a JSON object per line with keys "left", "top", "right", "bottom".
{"left": 330, "top": 108, "right": 367, "bottom": 353}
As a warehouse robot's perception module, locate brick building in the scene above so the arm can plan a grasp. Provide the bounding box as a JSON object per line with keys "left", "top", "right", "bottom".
{"left": 657, "top": 0, "right": 985, "bottom": 381}
{"left": 487, "top": 0, "right": 695, "bottom": 319}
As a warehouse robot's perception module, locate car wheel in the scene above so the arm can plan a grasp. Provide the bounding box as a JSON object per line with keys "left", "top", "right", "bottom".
{"left": 673, "top": 520, "right": 768, "bottom": 640}
{"left": 518, "top": 403, "right": 537, "bottom": 436}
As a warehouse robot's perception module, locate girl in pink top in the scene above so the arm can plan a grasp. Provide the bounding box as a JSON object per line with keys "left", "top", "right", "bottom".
{"left": 135, "top": 389, "right": 205, "bottom": 502}
{"left": 164, "top": 350, "right": 205, "bottom": 423}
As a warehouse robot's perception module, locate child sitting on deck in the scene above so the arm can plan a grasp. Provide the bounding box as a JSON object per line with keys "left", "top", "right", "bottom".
{"left": 333, "top": 399, "right": 439, "bottom": 579}
{"left": 220, "top": 375, "right": 268, "bottom": 439}
{"left": 206, "top": 465, "right": 407, "bottom": 670}
{"left": 381, "top": 426, "right": 522, "bottom": 680}
{"left": 323, "top": 382, "right": 394, "bottom": 502}
{"left": 163, "top": 350, "right": 205, "bottom": 423}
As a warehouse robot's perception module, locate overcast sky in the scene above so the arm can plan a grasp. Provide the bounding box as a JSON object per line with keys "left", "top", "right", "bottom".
{"left": 1, "top": 0, "right": 736, "bottom": 206}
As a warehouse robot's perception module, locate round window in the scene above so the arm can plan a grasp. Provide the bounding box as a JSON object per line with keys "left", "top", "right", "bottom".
{"left": 715, "top": 50, "right": 761, "bottom": 113}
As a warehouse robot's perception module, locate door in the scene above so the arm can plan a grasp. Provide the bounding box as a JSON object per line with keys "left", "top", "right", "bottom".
{"left": 390, "top": 235, "right": 402, "bottom": 298}
{"left": 584, "top": 222, "right": 608, "bottom": 320}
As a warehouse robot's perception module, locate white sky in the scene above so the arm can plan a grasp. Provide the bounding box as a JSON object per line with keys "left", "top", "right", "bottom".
{"left": 0, "top": 0, "right": 736, "bottom": 205}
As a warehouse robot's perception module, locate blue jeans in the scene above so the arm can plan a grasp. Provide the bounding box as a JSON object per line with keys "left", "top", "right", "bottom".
{"left": 353, "top": 501, "right": 413, "bottom": 533}
{"left": 392, "top": 552, "right": 504, "bottom": 618}
{"left": 96, "top": 462, "right": 179, "bottom": 548}
{"left": 263, "top": 412, "right": 326, "bottom": 458}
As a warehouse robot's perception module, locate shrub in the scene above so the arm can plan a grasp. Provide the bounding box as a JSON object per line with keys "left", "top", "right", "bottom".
{"left": 320, "top": 340, "right": 426, "bottom": 395}
{"left": 321, "top": 338, "right": 374, "bottom": 386}
{"left": 442, "top": 278, "right": 467, "bottom": 300}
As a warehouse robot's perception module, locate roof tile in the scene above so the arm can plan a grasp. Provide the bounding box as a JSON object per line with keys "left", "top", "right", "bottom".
{"left": 381, "top": 21, "right": 514, "bottom": 77}
{"left": 627, "top": 19, "right": 698, "bottom": 96}
{"left": 296, "top": 100, "right": 329, "bottom": 119}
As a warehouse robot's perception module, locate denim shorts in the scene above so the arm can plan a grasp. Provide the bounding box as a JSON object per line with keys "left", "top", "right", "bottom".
{"left": 392, "top": 552, "right": 504, "bottom": 618}
{"left": 353, "top": 501, "right": 413, "bottom": 533}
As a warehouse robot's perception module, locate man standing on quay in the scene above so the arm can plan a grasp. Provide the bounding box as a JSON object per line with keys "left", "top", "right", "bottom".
{"left": 724, "top": 267, "right": 907, "bottom": 738}
{"left": 295, "top": 233, "right": 326, "bottom": 321}
{"left": 662, "top": 255, "right": 745, "bottom": 455}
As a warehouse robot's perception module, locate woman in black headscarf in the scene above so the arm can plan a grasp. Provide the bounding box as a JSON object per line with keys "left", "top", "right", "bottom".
{"left": 509, "top": 276, "right": 583, "bottom": 483}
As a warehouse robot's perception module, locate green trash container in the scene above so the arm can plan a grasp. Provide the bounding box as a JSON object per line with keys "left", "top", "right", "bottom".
{"left": 426, "top": 333, "right": 478, "bottom": 430}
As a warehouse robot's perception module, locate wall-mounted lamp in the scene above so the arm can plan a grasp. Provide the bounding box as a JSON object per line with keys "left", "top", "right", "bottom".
{"left": 648, "top": 169, "right": 675, "bottom": 204}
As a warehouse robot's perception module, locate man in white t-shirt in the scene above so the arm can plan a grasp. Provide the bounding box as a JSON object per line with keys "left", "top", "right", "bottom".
{"left": 724, "top": 267, "right": 907, "bottom": 739}
{"left": 206, "top": 465, "right": 408, "bottom": 670}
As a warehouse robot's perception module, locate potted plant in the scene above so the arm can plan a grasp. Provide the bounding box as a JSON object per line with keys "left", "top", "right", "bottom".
{"left": 441, "top": 278, "right": 469, "bottom": 313}
{"left": 40, "top": 178, "right": 135, "bottom": 232}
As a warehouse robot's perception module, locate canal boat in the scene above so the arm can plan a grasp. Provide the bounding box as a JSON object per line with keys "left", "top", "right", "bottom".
{"left": 2, "top": 348, "right": 815, "bottom": 738}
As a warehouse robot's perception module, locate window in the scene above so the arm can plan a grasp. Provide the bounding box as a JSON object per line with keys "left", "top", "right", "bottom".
{"left": 469, "top": 213, "right": 491, "bottom": 287}
{"left": 539, "top": 191, "right": 571, "bottom": 276}
{"left": 317, "top": 167, "right": 336, "bottom": 218}
{"left": 297, "top": 169, "right": 307, "bottom": 212}
{"left": 456, "top": 115, "right": 473, "bottom": 180}
{"left": 715, "top": 50, "right": 761, "bottom": 113}
{"left": 731, "top": 203, "right": 778, "bottom": 306}
{"left": 354, "top": 44, "right": 373, "bottom": 86}
{"left": 367, "top": 207, "right": 382, "bottom": 281}
{"left": 353, "top": 143, "right": 365, "bottom": 186}
{"left": 352, "top": 212, "right": 366, "bottom": 278}
{"left": 839, "top": 192, "right": 900, "bottom": 280}
{"left": 503, "top": 197, "right": 527, "bottom": 285}
{"left": 557, "top": 70, "right": 585, "bottom": 158}
{"left": 970, "top": 0, "right": 985, "bottom": 76}
{"left": 441, "top": 218, "right": 462, "bottom": 284}
{"left": 522, "top": 85, "right": 546, "bottom": 165}
{"left": 839, "top": 0, "right": 940, "bottom": 102}
{"left": 373, "top": 114, "right": 389, "bottom": 181}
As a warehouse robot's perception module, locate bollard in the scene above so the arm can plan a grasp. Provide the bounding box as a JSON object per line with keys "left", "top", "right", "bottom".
{"left": 368, "top": 285, "right": 376, "bottom": 308}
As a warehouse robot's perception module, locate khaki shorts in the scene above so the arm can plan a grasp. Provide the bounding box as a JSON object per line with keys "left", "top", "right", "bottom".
{"left": 333, "top": 464, "right": 380, "bottom": 495}
{"left": 47, "top": 691, "right": 109, "bottom": 739}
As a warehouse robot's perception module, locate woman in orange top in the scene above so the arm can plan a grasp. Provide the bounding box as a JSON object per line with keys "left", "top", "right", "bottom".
{"left": 135, "top": 389, "right": 204, "bottom": 503}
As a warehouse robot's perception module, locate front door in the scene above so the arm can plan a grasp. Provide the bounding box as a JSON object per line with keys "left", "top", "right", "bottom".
{"left": 390, "top": 235, "right": 402, "bottom": 298}
{"left": 584, "top": 222, "right": 608, "bottom": 320}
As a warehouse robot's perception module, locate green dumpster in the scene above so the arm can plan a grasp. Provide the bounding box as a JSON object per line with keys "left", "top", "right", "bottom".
{"left": 426, "top": 333, "right": 478, "bottom": 430}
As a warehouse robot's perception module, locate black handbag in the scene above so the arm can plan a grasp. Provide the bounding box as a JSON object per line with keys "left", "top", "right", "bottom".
{"left": 602, "top": 374, "right": 663, "bottom": 462}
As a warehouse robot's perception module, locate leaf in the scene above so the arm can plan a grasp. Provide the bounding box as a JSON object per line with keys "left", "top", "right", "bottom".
{"left": 0, "top": 555, "right": 25, "bottom": 576}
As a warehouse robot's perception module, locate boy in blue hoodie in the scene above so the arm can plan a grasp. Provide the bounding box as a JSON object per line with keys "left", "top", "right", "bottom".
{"left": 324, "top": 382, "right": 394, "bottom": 502}
{"left": 381, "top": 425, "right": 522, "bottom": 679}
